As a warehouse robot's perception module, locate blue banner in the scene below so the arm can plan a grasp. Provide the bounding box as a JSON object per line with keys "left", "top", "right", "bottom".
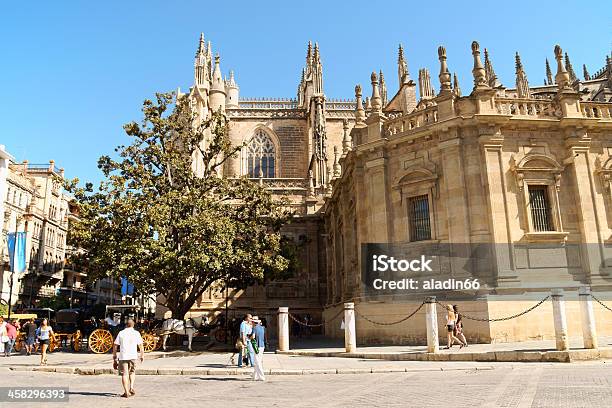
{"left": 121, "top": 276, "right": 135, "bottom": 296}
{"left": 7, "top": 232, "right": 27, "bottom": 274}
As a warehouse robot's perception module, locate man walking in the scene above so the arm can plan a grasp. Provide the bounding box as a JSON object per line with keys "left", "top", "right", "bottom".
{"left": 237, "top": 314, "right": 252, "bottom": 368}
{"left": 251, "top": 316, "right": 266, "bottom": 381}
{"left": 112, "top": 319, "right": 144, "bottom": 398}
{"left": 22, "top": 318, "right": 37, "bottom": 356}
{"left": 5, "top": 319, "right": 19, "bottom": 356}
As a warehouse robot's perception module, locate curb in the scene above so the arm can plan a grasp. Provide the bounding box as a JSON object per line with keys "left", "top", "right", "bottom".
{"left": 8, "top": 365, "right": 495, "bottom": 376}
{"left": 276, "top": 347, "right": 612, "bottom": 363}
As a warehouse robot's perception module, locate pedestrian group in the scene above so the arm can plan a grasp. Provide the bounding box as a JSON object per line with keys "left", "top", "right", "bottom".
{"left": 232, "top": 313, "right": 266, "bottom": 381}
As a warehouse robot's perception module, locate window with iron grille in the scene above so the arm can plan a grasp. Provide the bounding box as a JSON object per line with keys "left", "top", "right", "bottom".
{"left": 528, "top": 185, "right": 554, "bottom": 231}
{"left": 409, "top": 194, "right": 431, "bottom": 241}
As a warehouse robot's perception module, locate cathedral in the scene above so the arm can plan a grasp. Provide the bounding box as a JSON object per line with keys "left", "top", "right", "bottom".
{"left": 183, "top": 33, "right": 612, "bottom": 345}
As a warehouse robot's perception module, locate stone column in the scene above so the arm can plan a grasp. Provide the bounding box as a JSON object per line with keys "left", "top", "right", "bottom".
{"left": 479, "top": 133, "right": 519, "bottom": 287}
{"left": 551, "top": 289, "right": 569, "bottom": 351}
{"left": 278, "top": 307, "right": 289, "bottom": 352}
{"left": 425, "top": 297, "right": 439, "bottom": 353}
{"left": 579, "top": 286, "right": 598, "bottom": 349}
{"left": 344, "top": 302, "right": 357, "bottom": 353}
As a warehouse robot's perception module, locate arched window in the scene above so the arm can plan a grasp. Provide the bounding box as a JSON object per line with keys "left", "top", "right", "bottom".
{"left": 246, "top": 129, "right": 276, "bottom": 178}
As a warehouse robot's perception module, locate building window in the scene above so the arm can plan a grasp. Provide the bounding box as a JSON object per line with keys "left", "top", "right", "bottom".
{"left": 408, "top": 194, "right": 431, "bottom": 241}
{"left": 528, "top": 185, "right": 553, "bottom": 231}
{"left": 246, "top": 129, "right": 276, "bottom": 178}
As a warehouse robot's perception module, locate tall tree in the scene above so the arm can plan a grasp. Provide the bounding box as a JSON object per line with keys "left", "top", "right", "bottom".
{"left": 66, "top": 93, "right": 294, "bottom": 318}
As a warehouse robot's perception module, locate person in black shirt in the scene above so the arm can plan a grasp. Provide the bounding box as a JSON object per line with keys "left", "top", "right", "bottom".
{"left": 22, "top": 318, "right": 37, "bottom": 356}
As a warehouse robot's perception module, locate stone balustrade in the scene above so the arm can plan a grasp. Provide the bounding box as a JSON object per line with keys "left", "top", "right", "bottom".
{"left": 237, "top": 99, "right": 298, "bottom": 110}
{"left": 249, "top": 177, "right": 309, "bottom": 192}
{"left": 581, "top": 101, "right": 612, "bottom": 119}
{"left": 384, "top": 106, "right": 438, "bottom": 136}
{"left": 495, "top": 97, "right": 558, "bottom": 119}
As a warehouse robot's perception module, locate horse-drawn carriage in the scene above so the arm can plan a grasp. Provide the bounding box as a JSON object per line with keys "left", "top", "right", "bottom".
{"left": 48, "top": 309, "right": 85, "bottom": 352}
{"left": 87, "top": 304, "right": 158, "bottom": 354}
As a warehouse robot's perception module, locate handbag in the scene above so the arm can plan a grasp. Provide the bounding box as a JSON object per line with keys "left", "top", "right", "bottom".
{"left": 250, "top": 338, "right": 259, "bottom": 355}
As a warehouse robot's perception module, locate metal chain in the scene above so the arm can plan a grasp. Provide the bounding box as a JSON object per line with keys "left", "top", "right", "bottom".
{"left": 435, "top": 296, "right": 550, "bottom": 322}
{"left": 288, "top": 308, "right": 344, "bottom": 328}
{"left": 354, "top": 302, "right": 425, "bottom": 326}
{"left": 591, "top": 295, "right": 612, "bottom": 313}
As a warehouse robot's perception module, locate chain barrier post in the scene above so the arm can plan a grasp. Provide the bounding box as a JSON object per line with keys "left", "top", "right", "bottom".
{"left": 579, "top": 286, "right": 598, "bottom": 349}
{"left": 344, "top": 302, "right": 356, "bottom": 353}
{"left": 551, "top": 289, "right": 569, "bottom": 351}
{"left": 425, "top": 296, "right": 439, "bottom": 353}
{"left": 278, "top": 307, "right": 289, "bottom": 352}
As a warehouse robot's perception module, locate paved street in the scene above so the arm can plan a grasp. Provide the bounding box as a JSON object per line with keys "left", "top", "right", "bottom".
{"left": 2, "top": 362, "right": 612, "bottom": 407}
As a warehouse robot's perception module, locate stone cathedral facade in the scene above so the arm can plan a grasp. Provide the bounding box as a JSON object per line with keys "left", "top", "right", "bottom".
{"left": 184, "top": 33, "right": 612, "bottom": 344}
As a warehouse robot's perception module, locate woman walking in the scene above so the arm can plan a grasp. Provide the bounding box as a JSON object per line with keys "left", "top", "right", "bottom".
{"left": 247, "top": 331, "right": 265, "bottom": 381}
{"left": 445, "top": 305, "right": 465, "bottom": 349}
{"left": 36, "top": 318, "right": 54, "bottom": 365}
{"left": 453, "top": 305, "right": 468, "bottom": 347}
{"left": 0, "top": 316, "right": 8, "bottom": 355}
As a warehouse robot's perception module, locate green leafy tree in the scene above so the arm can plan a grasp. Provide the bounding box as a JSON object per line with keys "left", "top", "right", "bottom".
{"left": 38, "top": 295, "right": 70, "bottom": 311}
{"left": 66, "top": 93, "right": 294, "bottom": 318}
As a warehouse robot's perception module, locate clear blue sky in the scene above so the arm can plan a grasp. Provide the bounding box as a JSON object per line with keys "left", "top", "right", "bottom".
{"left": 1, "top": 1, "right": 610, "bottom": 184}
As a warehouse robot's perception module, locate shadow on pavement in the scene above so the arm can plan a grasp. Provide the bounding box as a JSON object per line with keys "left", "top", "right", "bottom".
{"left": 67, "top": 391, "right": 117, "bottom": 397}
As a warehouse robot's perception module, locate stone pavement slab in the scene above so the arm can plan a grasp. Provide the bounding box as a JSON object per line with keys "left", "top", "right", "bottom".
{"left": 279, "top": 335, "right": 612, "bottom": 363}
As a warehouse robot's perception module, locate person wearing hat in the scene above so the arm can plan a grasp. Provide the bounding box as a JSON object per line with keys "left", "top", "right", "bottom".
{"left": 250, "top": 316, "right": 266, "bottom": 381}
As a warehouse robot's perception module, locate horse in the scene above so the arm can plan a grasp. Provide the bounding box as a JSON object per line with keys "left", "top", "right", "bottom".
{"left": 158, "top": 316, "right": 203, "bottom": 351}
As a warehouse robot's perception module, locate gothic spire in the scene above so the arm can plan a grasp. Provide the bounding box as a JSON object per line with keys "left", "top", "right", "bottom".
{"left": 370, "top": 71, "right": 382, "bottom": 113}
{"left": 437, "top": 46, "right": 452, "bottom": 94}
{"left": 484, "top": 48, "right": 500, "bottom": 87}
{"left": 583, "top": 64, "right": 591, "bottom": 81}
{"left": 564, "top": 52, "right": 577, "bottom": 83}
{"left": 341, "top": 119, "right": 352, "bottom": 155}
{"left": 471, "top": 41, "right": 489, "bottom": 91}
{"left": 196, "top": 33, "right": 205, "bottom": 56}
{"left": 554, "top": 45, "right": 571, "bottom": 89}
{"left": 515, "top": 52, "right": 531, "bottom": 99}
{"left": 545, "top": 58, "right": 553, "bottom": 85}
{"left": 354, "top": 85, "right": 366, "bottom": 124}
{"left": 333, "top": 146, "right": 341, "bottom": 178}
{"left": 453, "top": 73, "right": 461, "bottom": 97}
{"left": 398, "top": 44, "right": 409, "bottom": 85}
{"left": 418, "top": 68, "right": 435, "bottom": 99}
{"left": 194, "top": 33, "right": 208, "bottom": 86}
{"left": 306, "top": 40, "right": 313, "bottom": 65}
{"left": 379, "top": 70, "right": 388, "bottom": 107}
{"left": 211, "top": 54, "right": 224, "bottom": 91}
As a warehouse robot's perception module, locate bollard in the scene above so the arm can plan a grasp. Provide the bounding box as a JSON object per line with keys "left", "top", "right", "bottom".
{"left": 551, "top": 289, "right": 569, "bottom": 351}
{"left": 579, "top": 286, "right": 598, "bottom": 349}
{"left": 344, "top": 302, "right": 357, "bottom": 353}
{"left": 425, "top": 297, "right": 439, "bottom": 353}
{"left": 278, "top": 307, "right": 289, "bottom": 352}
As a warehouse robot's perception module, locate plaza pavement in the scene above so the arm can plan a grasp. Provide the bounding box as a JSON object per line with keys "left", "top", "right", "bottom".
{"left": 2, "top": 363, "right": 612, "bottom": 407}
{"left": 1, "top": 335, "right": 612, "bottom": 376}
{"left": 280, "top": 335, "right": 612, "bottom": 363}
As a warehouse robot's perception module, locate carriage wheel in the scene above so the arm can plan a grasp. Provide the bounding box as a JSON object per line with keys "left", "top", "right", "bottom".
{"left": 72, "top": 330, "right": 82, "bottom": 352}
{"left": 88, "top": 329, "right": 113, "bottom": 354}
{"left": 49, "top": 334, "right": 59, "bottom": 353}
{"left": 14, "top": 333, "right": 24, "bottom": 352}
{"left": 142, "top": 333, "right": 156, "bottom": 353}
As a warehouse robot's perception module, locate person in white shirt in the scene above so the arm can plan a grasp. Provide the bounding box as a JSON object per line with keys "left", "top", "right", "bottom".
{"left": 112, "top": 319, "right": 144, "bottom": 398}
